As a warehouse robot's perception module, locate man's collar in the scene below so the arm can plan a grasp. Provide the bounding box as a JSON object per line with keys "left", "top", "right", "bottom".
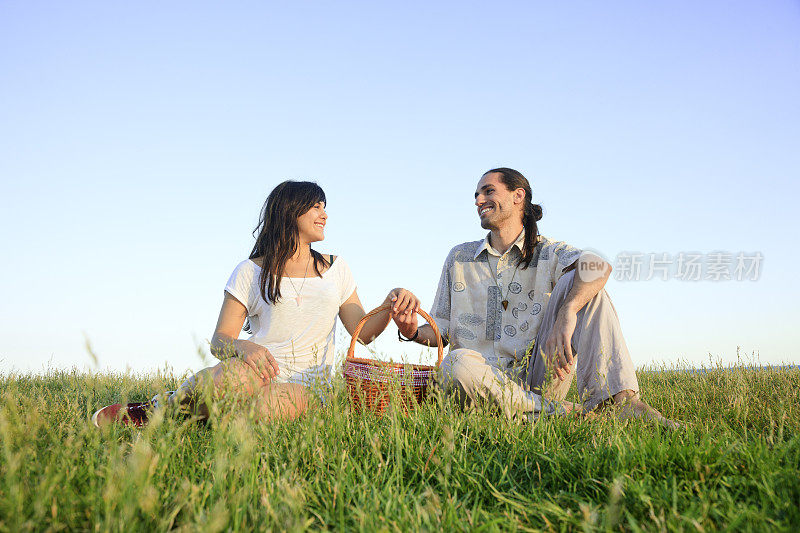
{"left": 474, "top": 230, "right": 527, "bottom": 259}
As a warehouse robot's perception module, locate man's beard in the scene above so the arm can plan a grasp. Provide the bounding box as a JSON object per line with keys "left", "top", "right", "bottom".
{"left": 480, "top": 210, "right": 505, "bottom": 230}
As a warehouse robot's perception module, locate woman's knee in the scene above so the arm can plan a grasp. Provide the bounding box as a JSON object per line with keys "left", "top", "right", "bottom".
{"left": 210, "top": 358, "right": 264, "bottom": 394}
{"left": 261, "top": 383, "right": 313, "bottom": 420}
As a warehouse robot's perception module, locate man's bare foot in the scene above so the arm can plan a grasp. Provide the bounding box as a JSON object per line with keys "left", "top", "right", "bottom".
{"left": 541, "top": 399, "right": 599, "bottom": 420}
{"left": 595, "top": 390, "right": 684, "bottom": 430}
{"left": 560, "top": 401, "right": 600, "bottom": 420}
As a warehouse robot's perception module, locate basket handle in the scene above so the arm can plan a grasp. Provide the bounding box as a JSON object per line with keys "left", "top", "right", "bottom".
{"left": 346, "top": 303, "right": 444, "bottom": 367}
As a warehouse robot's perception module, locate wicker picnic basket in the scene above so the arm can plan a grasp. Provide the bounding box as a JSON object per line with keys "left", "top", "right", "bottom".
{"left": 344, "top": 304, "right": 444, "bottom": 414}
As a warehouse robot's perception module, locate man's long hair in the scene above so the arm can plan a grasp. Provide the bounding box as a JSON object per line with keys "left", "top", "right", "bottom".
{"left": 249, "top": 180, "right": 330, "bottom": 304}
{"left": 484, "top": 167, "right": 543, "bottom": 269}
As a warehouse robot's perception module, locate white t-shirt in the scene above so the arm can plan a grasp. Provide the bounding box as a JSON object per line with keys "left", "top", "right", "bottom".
{"left": 224, "top": 257, "right": 357, "bottom": 386}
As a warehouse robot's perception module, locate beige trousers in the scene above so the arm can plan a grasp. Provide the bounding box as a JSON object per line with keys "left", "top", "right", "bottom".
{"left": 439, "top": 271, "right": 640, "bottom": 418}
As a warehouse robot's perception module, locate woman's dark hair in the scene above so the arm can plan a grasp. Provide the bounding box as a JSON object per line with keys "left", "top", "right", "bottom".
{"left": 249, "top": 180, "right": 330, "bottom": 304}
{"left": 483, "top": 167, "right": 543, "bottom": 269}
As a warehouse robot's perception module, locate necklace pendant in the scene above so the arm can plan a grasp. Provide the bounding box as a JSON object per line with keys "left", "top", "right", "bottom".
{"left": 501, "top": 300, "right": 509, "bottom": 310}
{"left": 295, "top": 296, "right": 302, "bottom": 306}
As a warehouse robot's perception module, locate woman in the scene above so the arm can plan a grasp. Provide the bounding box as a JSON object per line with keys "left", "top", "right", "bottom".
{"left": 93, "top": 180, "right": 419, "bottom": 426}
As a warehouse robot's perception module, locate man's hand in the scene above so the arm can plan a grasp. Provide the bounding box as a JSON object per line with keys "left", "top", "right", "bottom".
{"left": 543, "top": 307, "right": 578, "bottom": 381}
{"left": 540, "top": 254, "right": 610, "bottom": 382}
{"left": 388, "top": 288, "right": 419, "bottom": 338}
{"left": 237, "top": 343, "right": 280, "bottom": 383}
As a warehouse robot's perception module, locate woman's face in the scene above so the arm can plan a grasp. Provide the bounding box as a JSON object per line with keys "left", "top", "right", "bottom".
{"left": 297, "top": 201, "right": 327, "bottom": 243}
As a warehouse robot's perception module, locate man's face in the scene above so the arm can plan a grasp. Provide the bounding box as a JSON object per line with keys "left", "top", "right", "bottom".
{"left": 474, "top": 172, "right": 524, "bottom": 230}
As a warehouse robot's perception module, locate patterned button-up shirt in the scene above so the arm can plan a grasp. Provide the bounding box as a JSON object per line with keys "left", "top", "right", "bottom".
{"left": 430, "top": 231, "right": 582, "bottom": 365}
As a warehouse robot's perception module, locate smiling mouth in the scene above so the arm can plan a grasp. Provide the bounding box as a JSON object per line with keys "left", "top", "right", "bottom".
{"left": 479, "top": 206, "right": 494, "bottom": 216}
{"left": 314, "top": 222, "right": 325, "bottom": 229}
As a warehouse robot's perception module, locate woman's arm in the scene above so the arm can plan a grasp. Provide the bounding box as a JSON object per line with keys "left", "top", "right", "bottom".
{"left": 211, "top": 292, "right": 280, "bottom": 381}
{"left": 338, "top": 288, "right": 419, "bottom": 344}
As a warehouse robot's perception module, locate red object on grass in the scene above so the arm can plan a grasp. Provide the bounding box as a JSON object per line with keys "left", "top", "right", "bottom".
{"left": 92, "top": 402, "right": 150, "bottom": 428}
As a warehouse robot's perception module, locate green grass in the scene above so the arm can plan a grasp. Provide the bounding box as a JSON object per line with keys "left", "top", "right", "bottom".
{"left": 1, "top": 362, "right": 798, "bottom": 532}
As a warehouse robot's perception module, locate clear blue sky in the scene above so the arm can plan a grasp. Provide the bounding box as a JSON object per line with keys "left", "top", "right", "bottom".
{"left": 1, "top": 1, "right": 798, "bottom": 375}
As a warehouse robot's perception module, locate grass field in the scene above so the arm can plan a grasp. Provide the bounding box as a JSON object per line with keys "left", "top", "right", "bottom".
{"left": 1, "top": 362, "right": 798, "bottom": 532}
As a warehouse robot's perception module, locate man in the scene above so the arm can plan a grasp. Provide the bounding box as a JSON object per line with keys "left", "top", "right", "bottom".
{"left": 393, "top": 167, "right": 678, "bottom": 428}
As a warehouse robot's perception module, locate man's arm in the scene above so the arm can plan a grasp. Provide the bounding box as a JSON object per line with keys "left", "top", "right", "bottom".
{"left": 393, "top": 248, "right": 454, "bottom": 348}
{"left": 544, "top": 253, "right": 611, "bottom": 380}
{"left": 395, "top": 319, "right": 448, "bottom": 348}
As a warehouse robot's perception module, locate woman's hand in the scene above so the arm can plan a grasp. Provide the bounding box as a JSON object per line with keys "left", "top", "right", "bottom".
{"left": 237, "top": 342, "right": 280, "bottom": 382}
{"left": 211, "top": 292, "right": 279, "bottom": 382}
{"left": 387, "top": 288, "right": 420, "bottom": 339}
